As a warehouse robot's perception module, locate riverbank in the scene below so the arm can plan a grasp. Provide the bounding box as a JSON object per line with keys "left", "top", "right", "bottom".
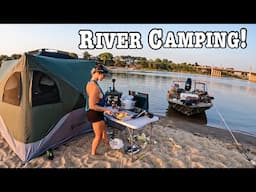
{"left": 108, "top": 66, "right": 249, "bottom": 81}
{"left": 0, "top": 115, "right": 255, "bottom": 168}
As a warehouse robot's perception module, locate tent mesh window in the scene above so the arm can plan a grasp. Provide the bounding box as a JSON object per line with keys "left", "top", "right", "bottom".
{"left": 3, "top": 72, "right": 22, "bottom": 106}
{"left": 32, "top": 71, "right": 60, "bottom": 106}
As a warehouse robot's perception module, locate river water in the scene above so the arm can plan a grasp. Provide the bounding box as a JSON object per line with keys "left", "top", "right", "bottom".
{"left": 98, "top": 70, "right": 256, "bottom": 136}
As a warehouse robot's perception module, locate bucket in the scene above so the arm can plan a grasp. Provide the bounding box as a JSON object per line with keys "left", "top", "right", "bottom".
{"left": 120, "top": 96, "right": 136, "bottom": 110}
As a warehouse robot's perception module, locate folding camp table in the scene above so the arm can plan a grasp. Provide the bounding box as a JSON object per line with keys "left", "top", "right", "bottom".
{"left": 104, "top": 107, "right": 159, "bottom": 162}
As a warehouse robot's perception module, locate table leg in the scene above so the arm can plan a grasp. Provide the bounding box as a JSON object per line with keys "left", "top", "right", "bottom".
{"left": 131, "top": 129, "right": 135, "bottom": 162}
{"left": 126, "top": 127, "right": 135, "bottom": 162}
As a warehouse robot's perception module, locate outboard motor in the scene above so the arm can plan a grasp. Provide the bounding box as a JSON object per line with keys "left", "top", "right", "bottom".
{"left": 105, "top": 78, "right": 122, "bottom": 106}
{"left": 185, "top": 78, "right": 192, "bottom": 91}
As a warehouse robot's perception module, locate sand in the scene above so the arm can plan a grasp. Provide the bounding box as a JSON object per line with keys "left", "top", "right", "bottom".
{"left": 0, "top": 116, "right": 256, "bottom": 168}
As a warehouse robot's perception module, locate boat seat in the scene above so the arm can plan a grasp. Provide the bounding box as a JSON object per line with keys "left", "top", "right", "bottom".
{"left": 177, "top": 88, "right": 185, "bottom": 94}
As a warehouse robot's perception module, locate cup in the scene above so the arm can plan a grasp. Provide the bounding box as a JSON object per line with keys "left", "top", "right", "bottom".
{"left": 112, "top": 101, "right": 117, "bottom": 109}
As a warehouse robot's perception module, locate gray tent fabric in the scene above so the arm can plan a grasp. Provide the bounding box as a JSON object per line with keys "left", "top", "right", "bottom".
{"left": 0, "top": 108, "right": 92, "bottom": 161}
{"left": 0, "top": 51, "right": 96, "bottom": 162}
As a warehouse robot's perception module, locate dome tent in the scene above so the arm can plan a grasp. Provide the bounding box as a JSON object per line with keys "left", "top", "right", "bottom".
{"left": 0, "top": 50, "right": 96, "bottom": 162}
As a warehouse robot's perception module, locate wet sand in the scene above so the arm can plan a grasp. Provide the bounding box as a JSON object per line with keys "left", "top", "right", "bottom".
{"left": 166, "top": 108, "right": 256, "bottom": 148}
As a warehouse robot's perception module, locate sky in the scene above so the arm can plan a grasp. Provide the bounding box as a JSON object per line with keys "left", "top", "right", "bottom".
{"left": 0, "top": 24, "right": 255, "bottom": 71}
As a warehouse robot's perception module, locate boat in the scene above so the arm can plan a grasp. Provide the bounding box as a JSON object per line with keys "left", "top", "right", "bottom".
{"left": 167, "top": 78, "right": 214, "bottom": 116}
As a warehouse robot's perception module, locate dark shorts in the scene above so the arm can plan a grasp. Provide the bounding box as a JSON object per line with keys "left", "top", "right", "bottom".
{"left": 86, "top": 110, "right": 105, "bottom": 123}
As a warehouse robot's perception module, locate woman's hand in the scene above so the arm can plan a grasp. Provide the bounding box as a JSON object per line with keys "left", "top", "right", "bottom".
{"left": 104, "top": 109, "right": 113, "bottom": 115}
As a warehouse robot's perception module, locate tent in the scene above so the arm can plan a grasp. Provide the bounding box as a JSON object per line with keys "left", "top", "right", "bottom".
{"left": 0, "top": 50, "right": 96, "bottom": 162}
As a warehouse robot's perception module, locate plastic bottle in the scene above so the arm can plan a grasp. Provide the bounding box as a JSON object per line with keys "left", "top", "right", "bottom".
{"left": 46, "top": 149, "right": 54, "bottom": 160}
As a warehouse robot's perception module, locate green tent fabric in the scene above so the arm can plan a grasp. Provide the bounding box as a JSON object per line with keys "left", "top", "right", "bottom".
{"left": 0, "top": 51, "right": 96, "bottom": 162}
{"left": 27, "top": 54, "right": 95, "bottom": 96}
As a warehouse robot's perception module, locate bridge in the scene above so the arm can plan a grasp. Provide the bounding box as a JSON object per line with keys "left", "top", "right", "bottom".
{"left": 195, "top": 66, "right": 256, "bottom": 82}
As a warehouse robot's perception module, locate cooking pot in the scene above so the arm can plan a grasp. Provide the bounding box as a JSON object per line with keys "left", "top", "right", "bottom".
{"left": 120, "top": 95, "right": 136, "bottom": 110}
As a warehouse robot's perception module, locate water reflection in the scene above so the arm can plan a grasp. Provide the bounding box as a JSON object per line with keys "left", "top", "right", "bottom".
{"left": 101, "top": 70, "right": 256, "bottom": 136}
{"left": 245, "top": 84, "right": 256, "bottom": 95}
{"left": 166, "top": 106, "right": 208, "bottom": 125}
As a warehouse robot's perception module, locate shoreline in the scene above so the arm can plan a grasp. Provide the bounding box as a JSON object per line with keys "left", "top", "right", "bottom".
{"left": 108, "top": 67, "right": 250, "bottom": 81}
{"left": 164, "top": 107, "right": 256, "bottom": 147}
{"left": 161, "top": 115, "right": 256, "bottom": 149}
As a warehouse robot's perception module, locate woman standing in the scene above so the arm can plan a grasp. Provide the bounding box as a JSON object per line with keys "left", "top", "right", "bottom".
{"left": 85, "top": 64, "right": 113, "bottom": 156}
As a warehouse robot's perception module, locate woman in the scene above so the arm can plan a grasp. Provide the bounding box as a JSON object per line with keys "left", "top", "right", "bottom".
{"left": 85, "top": 64, "right": 113, "bottom": 156}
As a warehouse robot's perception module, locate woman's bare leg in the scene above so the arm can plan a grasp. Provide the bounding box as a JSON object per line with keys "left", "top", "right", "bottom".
{"left": 91, "top": 121, "right": 104, "bottom": 155}
{"left": 102, "top": 122, "right": 110, "bottom": 152}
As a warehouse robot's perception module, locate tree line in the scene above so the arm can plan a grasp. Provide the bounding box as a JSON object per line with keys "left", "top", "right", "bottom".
{"left": 0, "top": 51, "right": 244, "bottom": 79}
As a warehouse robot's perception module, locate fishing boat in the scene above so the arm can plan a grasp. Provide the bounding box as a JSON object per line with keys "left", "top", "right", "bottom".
{"left": 167, "top": 78, "right": 214, "bottom": 116}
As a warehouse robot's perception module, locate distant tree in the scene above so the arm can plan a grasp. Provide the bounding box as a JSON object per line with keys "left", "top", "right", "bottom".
{"left": 98, "top": 52, "right": 113, "bottom": 65}
{"left": 162, "top": 59, "right": 169, "bottom": 64}
{"left": 113, "top": 56, "right": 121, "bottom": 66}
{"left": 155, "top": 58, "right": 162, "bottom": 63}
{"left": 136, "top": 57, "right": 148, "bottom": 68}
{"left": 69, "top": 52, "right": 78, "bottom": 59}
{"left": 0, "top": 55, "right": 8, "bottom": 62}
{"left": 10, "top": 54, "right": 22, "bottom": 60}
{"left": 0, "top": 55, "right": 8, "bottom": 66}
{"left": 83, "top": 51, "right": 91, "bottom": 59}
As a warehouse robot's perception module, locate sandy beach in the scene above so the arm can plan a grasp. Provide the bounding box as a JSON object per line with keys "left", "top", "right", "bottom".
{"left": 0, "top": 115, "right": 256, "bottom": 168}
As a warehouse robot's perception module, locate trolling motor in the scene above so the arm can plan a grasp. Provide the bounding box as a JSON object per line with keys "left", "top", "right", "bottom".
{"left": 185, "top": 78, "right": 192, "bottom": 91}
{"left": 105, "top": 78, "right": 122, "bottom": 106}
{"left": 112, "top": 78, "right": 116, "bottom": 92}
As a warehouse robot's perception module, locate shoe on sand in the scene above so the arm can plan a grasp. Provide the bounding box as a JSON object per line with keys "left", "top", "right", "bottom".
{"left": 126, "top": 145, "right": 140, "bottom": 154}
